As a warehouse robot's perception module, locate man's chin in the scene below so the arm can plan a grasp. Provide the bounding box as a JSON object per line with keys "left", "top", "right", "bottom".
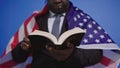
{"left": 52, "top": 9, "right": 65, "bottom": 14}
{"left": 54, "top": 11, "right": 64, "bottom": 14}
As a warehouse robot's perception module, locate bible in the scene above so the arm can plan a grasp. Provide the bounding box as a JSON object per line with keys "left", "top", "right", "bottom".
{"left": 28, "top": 27, "right": 86, "bottom": 50}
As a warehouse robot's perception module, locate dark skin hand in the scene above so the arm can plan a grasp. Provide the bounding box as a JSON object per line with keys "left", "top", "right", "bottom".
{"left": 21, "top": 37, "right": 74, "bottom": 61}
{"left": 45, "top": 42, "right": 74, "bottom": 61}
{"left": 21, "top": 37, "right": 31, "bottom": 51}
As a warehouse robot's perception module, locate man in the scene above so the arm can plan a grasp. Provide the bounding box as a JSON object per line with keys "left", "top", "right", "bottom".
{"left": 12, "top": 0, "right": 103, "bottom": 68}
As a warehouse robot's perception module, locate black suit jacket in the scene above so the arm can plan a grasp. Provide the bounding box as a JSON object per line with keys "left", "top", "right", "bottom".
{"left": 12, "top": 12, "right": 103, "bottom": 68}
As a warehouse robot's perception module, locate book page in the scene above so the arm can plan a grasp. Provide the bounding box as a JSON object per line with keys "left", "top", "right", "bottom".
{"left": 58, "top": 27, "right": 86, "bottom": 45}
{"left": 29, "top": 27, "right": 86, "bottom": 45}
{"left": 29, "top": 30, "right": 58, "bottom": 44}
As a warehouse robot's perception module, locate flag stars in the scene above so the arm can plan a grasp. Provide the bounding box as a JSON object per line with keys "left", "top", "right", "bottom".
{"left": 87, "top": 16, "right": 90, "bottom": 19}
{"left": 88, "top": 34, "right": 93, "bottom": 38}
{"left": 93, "top": 30, "right": 98, "bottom": 34}
{"left": 105, "top": 31, "right": 108, "bottom": 34}
{"left": 88, "top": 24, "right": 92, "bottom": 28}
{"left": 100, "top": 35, "right": 105, "bottom": 39}
{"left": 77, "top": 14, "right": 81, "bottom": 18}
{"left": 92, "top": 21, "right": 96, "bottom": 24}
{"left": 74, "top": 17, "right": 77, "bottom": 22}
{"left": 83, "top": 39, "right": 88, "bottom": 43}
{"left": 79, "top": 23, "right": 83, "bottom": 26}
{"left": 75, "top": 7, "right": 79, "bottom": 11}
{"left": 95, "top": 39, "right": 100, "bottom": 43}
{"left": 98, "top": 26, "right": 102, "bottom": 30}
{"left": 83, "top": 19, "right": 87, "bottom": 22}
{"left": 80, "top": 13, "right": 84, "bottom": 16}
{"left": 107, "top": 39, "right": 112, "bottom": 43}
{"left": 84, "top": 28, "right": 87, "bottom": 31}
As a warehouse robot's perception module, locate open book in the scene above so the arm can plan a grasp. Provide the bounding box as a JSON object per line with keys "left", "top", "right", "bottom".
{"left": 28, "top": 27, "right": 86, "bottom": 49}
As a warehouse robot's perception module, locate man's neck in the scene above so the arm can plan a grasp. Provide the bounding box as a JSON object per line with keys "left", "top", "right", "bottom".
{"left": 49, "top": 10, "right": 66, "bottom": 17}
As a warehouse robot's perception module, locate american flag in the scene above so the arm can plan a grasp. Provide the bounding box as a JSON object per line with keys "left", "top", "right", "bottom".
{"left": 0, "top": 3, "right": 120, "bottom": 68}
{"left": 67, "top": 4, "right": 120, "bottom": 68}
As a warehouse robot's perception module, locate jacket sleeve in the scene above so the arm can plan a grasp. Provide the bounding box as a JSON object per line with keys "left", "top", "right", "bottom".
{"left": 66, "top": 48, "right": 103, "bottom": 67}
{"left": 11, "top": 42, "right": 31, "bottom": 63}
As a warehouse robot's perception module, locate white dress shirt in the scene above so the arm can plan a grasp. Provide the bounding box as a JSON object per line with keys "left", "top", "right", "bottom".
{"left": 48, "top": 11, "right": 66, "bottom": 34}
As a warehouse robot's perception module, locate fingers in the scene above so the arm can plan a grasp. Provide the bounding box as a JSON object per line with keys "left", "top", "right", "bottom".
{"left": 21, "top": 37, "right": 31, "bottom": 50}
{"left": 45, "top": 44, "right": 74, "bottom": 61}
{"left": 66, "top": 42, "right": 74, "bottom": 48}
{"left": 45, "top": 45, "right": 53, "bottom": 51}
{"left": 23, "top": 37, "right": 30, "bottom": 44}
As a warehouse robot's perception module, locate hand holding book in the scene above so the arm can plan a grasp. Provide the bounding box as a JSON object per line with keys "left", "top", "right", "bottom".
{"left": 27, "top": 27, "right": 86, "bottom": 61}
{"left": 21, "top": 37, "right": 31, "bottom": 51}
{"left": 28, "top": 27, "right": 86, "bottom": 50}
{"left": 45, "top": 41, "right": 74, "bottom": 61}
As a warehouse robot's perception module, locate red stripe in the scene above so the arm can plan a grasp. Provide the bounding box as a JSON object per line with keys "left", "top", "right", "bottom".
{"left": 1, "top": 31, "right": 19, "bottom": 58}
{"left": 26, "top": 64, "right": 31, "bottom": 68}
{"left": 11, "top": 31, "right": 19, "bottom": 49}
{"left": 38, "top": 4, "right": 48, "bottom": 15}
{"left": 0, "top": 60, "right": 18, "bottom": 68}
{"left": 24, "top": 13, "right": 38, "bottom": 36}
{"left": 24, "top": 13, "right": 37, "bottom": 26}
{"left": 100, "top": 56, "right": 114, "bottom": 66}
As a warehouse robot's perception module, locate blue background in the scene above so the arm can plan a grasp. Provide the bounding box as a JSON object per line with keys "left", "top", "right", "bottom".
{"left": 0, "top": 0, "right": 120, "bottom": 67}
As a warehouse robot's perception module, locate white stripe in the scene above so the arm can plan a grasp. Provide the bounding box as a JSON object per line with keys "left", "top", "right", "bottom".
{"left": 85, "top": 60, "right": 120, "bottom": 68}
{"left": 77, "top": 43, "right": 120, "bottom": 50}
{"left": 103, "top": 50, "right": 120, "bottom": 62}
{"left": 33, "top": 11, "right": 39, "bottom": 14}
{"left": 85, "top": 66, "right": 94, "bottom": 68}
{"left": 13, "top": 62, "right": 26, "bottom": 68}
{"left": 0, "top": 52, "right": 12, "bottom": 64}
{"left": 13, "top": 56, "right": 32, "bottom": 68}
{"left": 5, "top": 36, "right": 14, "bottom": 54}
{"left": 85, "top": 63, "right": 105, "bottom": 68}
{"left": 94, "top": 63, "right": 106, "bottom": 68}
{"left": 24, "top": 56, "right": 32, "bottom": 64}
{"left": 27, "top": 17, "right": 36, "bottom": 34}
{"left": 18, "top": 24, "right": 25, "bottom": 42}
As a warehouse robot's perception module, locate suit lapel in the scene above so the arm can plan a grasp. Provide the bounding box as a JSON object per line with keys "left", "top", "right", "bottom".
{"left": 35, "top": 12, "right": 68, "bottom": 35}
{"left": 60, "top": 16, "right": 68, "bottom": 35}
{"left": 35, "top": 13, "right": 49, "bottom": 32}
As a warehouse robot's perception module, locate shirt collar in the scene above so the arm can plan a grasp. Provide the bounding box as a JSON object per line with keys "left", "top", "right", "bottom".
{"left": 49, "top": 11, "right": 66, "bottom": 17}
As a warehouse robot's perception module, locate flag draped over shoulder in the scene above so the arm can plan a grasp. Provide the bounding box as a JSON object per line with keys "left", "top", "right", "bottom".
{"left": 66, "top": 3, "right": 120, "bottom": 68}
{"left": 0, "top": 3, "right": 120, "bottom": 68}
{"left": 0, "top": 12, "right": 39, "bottom": 68}
{"left": 0, "top": 5, "right": 48, "bottom": 68}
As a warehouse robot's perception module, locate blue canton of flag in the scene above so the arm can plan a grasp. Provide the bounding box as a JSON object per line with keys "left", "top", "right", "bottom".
{"left": 67, "top": 6, "right": 120, "bottom": 68}
{"left": 67, "top": 7, "right": 114, "bottom": 45}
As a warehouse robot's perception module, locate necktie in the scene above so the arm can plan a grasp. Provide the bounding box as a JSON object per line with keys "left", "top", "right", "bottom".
{"left": 52, "top": 15, "right": 61, "bottom": 39}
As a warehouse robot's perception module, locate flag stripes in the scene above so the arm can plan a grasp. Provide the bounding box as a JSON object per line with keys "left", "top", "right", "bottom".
{"left": 0, "top": 12, "right": 38, "bottom": 68}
